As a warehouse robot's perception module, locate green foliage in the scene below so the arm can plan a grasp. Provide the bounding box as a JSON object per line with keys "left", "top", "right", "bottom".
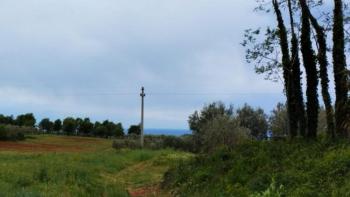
{"left": 163, "top": 140, "right": 350, "bottom": 196}
{"left": 53, "top": 119, "right": 62, "bottom": 132}
{"left": 113, "top": 135, "right": 195, "bottom": 151}
{"left": 62, "top": 117, "right": 77, "bottom": 135}
{"left": 200, "top": 116, "right": 249, "bottom": 153}
{"left": 252, "top": 179, "right": 284, "bottom": 197}
{"left": 0, "top": 115, "right": 15, "bottom": 125}
{"left": 128, "top": 125, "right": 141, "bottom": 135}
{"left": 237, "top": 104, "right": 268, "bottom": 139}
{"left": 78, "top": 118, "right": 94, "bottom": 135}
{"left": 16, "top": 113, "right": 36, "bottom": 127}
{"left": 0, "top": 124, "right": 35, "bottom": 141}
{"left": 188, "top": 102, "right": 268, "bottom": 152}
{"left": 39, "top": 118, "right": 54, "bottom": 133}
{"left": 269, "top": 103, "right": 288, "bottom": 137}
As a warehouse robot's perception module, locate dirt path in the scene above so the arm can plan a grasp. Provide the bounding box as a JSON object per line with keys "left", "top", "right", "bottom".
{"left": 103, "top": 153, "right": 190, "bottom": 197}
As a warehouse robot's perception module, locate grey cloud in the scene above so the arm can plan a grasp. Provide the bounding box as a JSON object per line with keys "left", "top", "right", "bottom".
{"left": 0, "top": 0, "right": 283, "bottom": 129}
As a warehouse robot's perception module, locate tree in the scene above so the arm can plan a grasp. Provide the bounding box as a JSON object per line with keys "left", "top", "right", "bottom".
{"left": 236, "top": 104, "right": 268, "bottom": 139}
{"left": 128, "top": 125, "right": 141, "bottom": 136}
{"left": 300, "top": 0, "right": 319, "bottom": 139}
{"left": 333, "top": 0, "right": 349, "bottom": 137}
{"left": 94, "top": 125, "right": 108, "bottom": 137}
{"left": 102, "top": 120, "right": 113, "bottom": 137}
{"left": 114, "top": 123, "right": 124, "bottom": 137}
{"left": 269, "top": 103, "right": 288, "bottom": 137}
{"left": 53, "top": 119, "right": 62, "bottom": 132}
{"left": 272, "top": 0, "right": 297, "bottom": 137}
{"left": 93, "top": 121, "right": 101, "bottom": 136}
{"left": 200, "top": 116, "right": 249, "bottom": 153}
{"left": 75, "top": 118, "right": 83, "bottom": 135}
{"left": 301, "top": 1, "right": 335, "bottom": 138}
{"left": 0, "top": 115, "right": 15, "bottom": 125}
{"left": 39, "top": 118, "right": 53, "bottom": 133}
{"left": 62, "top": 117, "right": 77, "bottom": 135}
{"left": 78, "top": 118, "right": 94, "bottom": 136}
{"left": 287, "top": 0, "right": 307, "bottom": 137}
{"left": 16, "top": 113, "right": 36, "bottom": 127}
{"left": 188, "top": 102, "right": 233, "bottom": 151}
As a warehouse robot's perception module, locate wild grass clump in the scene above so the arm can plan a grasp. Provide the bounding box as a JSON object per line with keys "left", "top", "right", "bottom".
{"left": 162, "top": 139, "right": 350, "bottom": 196}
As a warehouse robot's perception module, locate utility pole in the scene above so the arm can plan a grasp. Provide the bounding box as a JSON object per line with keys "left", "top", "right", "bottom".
{"left": 140, "top": 87, "right": 145, "bottom": 148}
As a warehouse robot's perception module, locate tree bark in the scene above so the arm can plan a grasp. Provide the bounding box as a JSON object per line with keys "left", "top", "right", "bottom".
{"left": 287, "top": 0, "right": 307, "bottom": 137}
{"left": 304, "top": 3, "right": 335, "bottom": 138}
{"left": 333, "top": 0, "right": 349, "bottom": 137}
{"left": 272, "top": 0, "right": 297, "bottom": 137}
{"left": 300, "top": 0, "right": 319, "bottom": 139}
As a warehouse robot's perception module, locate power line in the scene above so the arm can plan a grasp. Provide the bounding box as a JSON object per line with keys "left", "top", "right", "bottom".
{"left": 49, "top": 92, "right": 285, "bottom": 97}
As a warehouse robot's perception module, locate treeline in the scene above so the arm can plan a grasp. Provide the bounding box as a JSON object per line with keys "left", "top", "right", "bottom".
{"left": 242, "top": 0, "right": 350, "bottom": 139}
{"left": 0, "top": 113, "right": 125, "bottom": 138}
{"left": 39, "top": 117, "right": 124, "bottom": 138}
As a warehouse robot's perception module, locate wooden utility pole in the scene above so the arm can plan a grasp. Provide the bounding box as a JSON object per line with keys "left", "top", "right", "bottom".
{"left": 140, "top": 87, "right": 145, "bottom": 148}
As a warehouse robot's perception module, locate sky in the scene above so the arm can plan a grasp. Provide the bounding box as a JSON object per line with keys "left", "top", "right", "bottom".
{"left": 0, "top": 0, "right": 286, "bottom": 129}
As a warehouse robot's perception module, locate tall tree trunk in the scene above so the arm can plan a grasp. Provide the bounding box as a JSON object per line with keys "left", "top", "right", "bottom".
{"left": 300, "top": 0, "right": 319, "bottom": 139}
{"left": 272, "top": 0, "right": 297, "bottom": 137}
{"left": 287, "top": 0, "right": 307, "bottom": 137}
{"left": 333, "top": 0, "right": 349, "bottom": 137}
{"left": 304, "top": 4, "right": 335, "bottom": 138}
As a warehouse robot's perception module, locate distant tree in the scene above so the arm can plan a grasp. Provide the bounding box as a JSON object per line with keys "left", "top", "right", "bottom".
{"left": 39, "top": 118, "right": 54, "bottom": 133}
{"left": 53, "top": 119, "right": 62, "bottom": 132}
{"left": 102, "top": 120, "right": 124, "bottom": 137}
{"left": 78, "top": 118, "right": 94, "bottom": 136}
{"left": 102, "top": 120, "right": 113, "bottom": 137}
{"left": 93, "top": 121, "right": 101, "bottom": 136}
{"left": 75, "top": 118, "right": 83, "bottom": 135}
{"left": 95, "top": 125, "right": 108, "bottom": 137}
{"left": 62, "top": 117, "right": 77, "bottom": 135}
{"left": 128, "top": 125, "right": 141, "bottom": 135}
{"left": 188, "top": 102, "right": 234, "bottom": 152}
{"left": 269, "top": 103, "right": 288, "bottom": 137}
{"left": 16, "top": 113, "right": 36, "bottom": 127}
{"left": 114, "top": 123, "right": 124, "bottom": 137}
{"left": 0, "top": 115, "right": 15, "bottom": 125}
{"left": 237, "top": 104, "right": 268, "bottom": 139}
{"left": 200, "top": 116, "right": 249, "bottom": 153}
{"left": 188, "top": 102, "right": 233, "bottom": 135}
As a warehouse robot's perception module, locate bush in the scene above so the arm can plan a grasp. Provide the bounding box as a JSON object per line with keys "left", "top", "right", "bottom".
{"left": 200, "top": 116, "right": 250, "bottom": 153}
{"left": 112, "top": 139, "right": 140, "bottom": 149}
{"left": 0, "top": 124, "right": 35, "bottom": 141}
{"left": 112, "top": 135, "right": 196, "bottom": 151}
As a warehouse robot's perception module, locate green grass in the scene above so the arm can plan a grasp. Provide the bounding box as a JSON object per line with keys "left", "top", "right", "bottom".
{"left": 0, "top": 135, "right": 191, "bottom": 197}
{"left": 163, "top": 139, "right": 350, "bottom": 197}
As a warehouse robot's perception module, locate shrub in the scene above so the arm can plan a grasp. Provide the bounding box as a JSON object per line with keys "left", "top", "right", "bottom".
{"left": 200, "top": 116, "right": 250, "bottom": 153}
{"left": 0, "top": 124, "right": 35, "bottom": 141}
{"left": 112, "top": 135, "right": 196, "bottom": 151}
{"left": 112, "top": 139, "right": 140, "bottom": 149}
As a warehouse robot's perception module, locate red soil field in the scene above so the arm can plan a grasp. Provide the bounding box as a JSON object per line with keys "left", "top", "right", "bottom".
{"left": 0, "top": 136, "right": 109, "bottom": 152}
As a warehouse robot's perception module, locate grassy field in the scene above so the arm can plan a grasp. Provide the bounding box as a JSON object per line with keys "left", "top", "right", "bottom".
{"left": 0, "top": 135, "right": 192, "bottom": 197}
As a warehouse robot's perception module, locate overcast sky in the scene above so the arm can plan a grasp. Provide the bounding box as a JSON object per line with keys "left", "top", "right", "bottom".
{"left": 0, "top": 0, "right": 285, "bottom": 129}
